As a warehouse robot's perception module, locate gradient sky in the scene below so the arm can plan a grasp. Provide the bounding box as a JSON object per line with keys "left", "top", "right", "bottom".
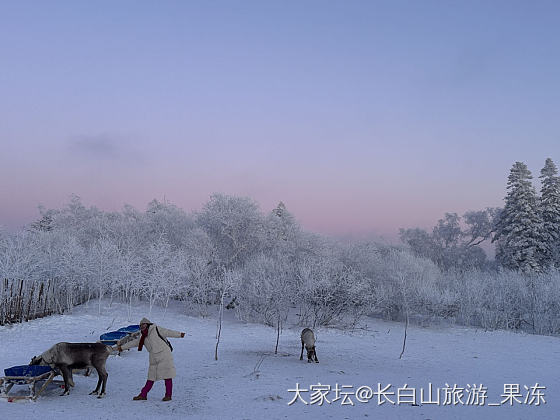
{"left": 1, "top": 1, "right": 559, "bottom": 240}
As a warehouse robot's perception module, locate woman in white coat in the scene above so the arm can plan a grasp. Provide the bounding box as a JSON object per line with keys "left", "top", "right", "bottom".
{"left": 119, "top": 317, "right": 185, "bottom": 401}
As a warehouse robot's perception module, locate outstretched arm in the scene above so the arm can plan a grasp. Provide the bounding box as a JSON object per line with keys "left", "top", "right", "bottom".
{"left": 158, "top": 326, "right": 185, "bottom": 338}
{"left": 119, "top": 336, "right": 140, "bottom": 351}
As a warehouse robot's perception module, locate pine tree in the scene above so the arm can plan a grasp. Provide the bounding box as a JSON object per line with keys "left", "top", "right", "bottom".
{"left": 539, "top": 158, "right": 560, "bottom": 269}
{"left": 494, "top": 162, "right": 545, "bottom": 273}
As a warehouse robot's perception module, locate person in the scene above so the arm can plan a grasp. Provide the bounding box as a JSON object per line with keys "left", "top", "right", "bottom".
{"left": 118, "top": 317, "right": 185, "bottom": 401}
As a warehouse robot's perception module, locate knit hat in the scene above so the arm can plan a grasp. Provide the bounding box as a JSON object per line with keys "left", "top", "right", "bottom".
{"left": 140, "top": 317, "right": 151, "bottom": 325}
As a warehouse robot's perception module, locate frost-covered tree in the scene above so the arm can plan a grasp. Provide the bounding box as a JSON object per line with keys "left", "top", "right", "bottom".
{"left": 372, "top": 248, "right": 452, "bottom": 321}
{"left": 295, "top": 253, "right": 373, "bottom": 328}
{"left": 539, "top": 158, "right": 560, "bottom": 269}
{"left": 0, "top": 231, "right": 40, "bottom": 282}
{"left": 196, "top": 194, "right": 265, "bottom": 270}
{"left": 431, "top": 213, "right": 466, "bottom": 270}
{"left": 58, "top": 236, "right": 89, "bottom": 312}
{"left": 398, "top": 228, "right": 437, "bottom": 262}
{"left": 462, "top": 208, "right": 500, "bottom": 247}
{"left": 29, "top": 206, "right": 56, "bottom": 232}
{"left": 89, "top": 238, "right": 119, "bottom": 314}
{"left": 48, "top": 194, "right": 105, "bottom": 249}
{"left": 237, "top": 254, "right": 295, "bottom": 353}
{"left": 5, "top": 190, "right": 560, "bottom": 336}
{"left": 494, "top": 162, "right": 545, "bottom": 273}
{"left": 265, "top": 202, "right": 301, "bottom": 255}
{"left": 432, "top": 213, "right": 462, "bottom": 249}
{"left": 141, "top": 238, "right": 174, "bottom": 315}
{"left": 115, "top": 248, "right": 143, "bottom": 319}
{"left": 159, "top": 249, "right": 186, "bottom": 316}
{"left": 214, "top": 269, "right": 241, "bottom": 361}
{"left": 400, "top": 209, "right": 496, "bottom": 271}
{"left": 182, "top": 227, "right": 216, "bottom": 316}
{"left": 143, "top": 199, "right": 195, "bottom": 249}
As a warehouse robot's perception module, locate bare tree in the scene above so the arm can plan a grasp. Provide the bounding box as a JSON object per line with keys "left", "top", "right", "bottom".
{"left": 215, "top": 269, "right": 240, "bottom": 361}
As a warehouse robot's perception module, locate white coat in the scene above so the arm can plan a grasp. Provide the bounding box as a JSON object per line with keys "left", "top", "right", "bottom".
{"left": 121, "top": 324, "right": 183, "bottom": 381}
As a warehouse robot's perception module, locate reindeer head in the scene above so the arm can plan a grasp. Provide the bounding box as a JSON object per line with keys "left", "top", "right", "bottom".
{"left": 306, "top": 346, "right": 316, "bottom": 362}
{"left": 30, "top": 355, "right": 44, "bottom": 365}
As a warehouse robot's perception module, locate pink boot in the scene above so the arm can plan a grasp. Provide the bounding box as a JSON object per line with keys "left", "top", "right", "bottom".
{"left": 133, "top": 380, "right": 153, "bottom": 400}
{"left": 162, "top": 378, "right": 172, "bottom": 401}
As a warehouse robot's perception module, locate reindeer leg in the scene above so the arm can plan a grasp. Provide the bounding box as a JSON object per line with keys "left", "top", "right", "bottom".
{"left": 97, "top": 367, "right": 108, "bottom": 399}
{"left": 90, "top": 363, "right": 108, "bottom": 398}
{"left": 89, "top": 363, "right": 101, "bottom": 395}
{"left": 300, "top": 341, "right": 304, "bottom": 360}
{"left": 89, "top": 366, "right": 101, "bottom": 396}
{"left": 314, "top": 349, "right": 319, "bottom": 363}
{"left": 68, "top": 370, "right": 75, "bottom": 387}
{"left": 89, "top": 377, "right": 101, "bottom": 396}
{"left": 60, "top": 366, "right": 71, "bottom": 396}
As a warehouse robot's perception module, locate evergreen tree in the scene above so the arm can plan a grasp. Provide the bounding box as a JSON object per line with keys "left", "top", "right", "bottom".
{"left": 539, "top": 158, "right": 560, "bottom": 269}
{"left": 494, "top": 162, "right": 545, "bottom": 273}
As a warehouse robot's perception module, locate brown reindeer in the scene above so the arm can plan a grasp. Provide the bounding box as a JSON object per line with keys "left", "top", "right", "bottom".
{"left": 30, "top": 342, "right": 112, "bottom": 398}
{"left": 300, "top": 328, "right": 319, "bottom": 363}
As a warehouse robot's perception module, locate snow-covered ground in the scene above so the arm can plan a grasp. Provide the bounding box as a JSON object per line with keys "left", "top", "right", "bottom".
{"left": 0, "top": 301, "right": 558, "bottom": 419}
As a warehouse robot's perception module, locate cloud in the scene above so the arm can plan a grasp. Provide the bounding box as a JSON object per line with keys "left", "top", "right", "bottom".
{"left": 68, "top": 134, "right": 121, "bottom": 158}
{"left": 67, "top": 133, "right": 145, "bottom": 164}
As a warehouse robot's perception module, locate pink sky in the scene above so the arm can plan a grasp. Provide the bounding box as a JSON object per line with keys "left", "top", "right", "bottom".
{"left": 1, "top": 1, "right": 558, "bottom": 240}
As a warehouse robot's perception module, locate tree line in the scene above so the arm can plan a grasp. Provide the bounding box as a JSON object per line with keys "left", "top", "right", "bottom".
{"left": 400, "top": 158, "right": 560, "bottom": 275}
{"left": 1, "top": 163, "right": 560, "bottom": 337}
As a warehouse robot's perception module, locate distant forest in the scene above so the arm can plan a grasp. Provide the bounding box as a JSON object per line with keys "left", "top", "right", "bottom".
{"left": 1, "top": 158, "right": 559, "bottom": 336}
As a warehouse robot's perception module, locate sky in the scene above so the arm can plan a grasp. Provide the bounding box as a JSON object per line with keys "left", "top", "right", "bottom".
{"left": 1, "top": 0, "right": 559, "bottom": 241}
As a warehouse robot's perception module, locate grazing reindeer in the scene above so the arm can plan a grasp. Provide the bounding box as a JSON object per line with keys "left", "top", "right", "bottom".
{"left": 30, "top": 342, "right": 112, "bottom": 398}
{"left": 300, "top": 328, "right": 319, "bottom": 363}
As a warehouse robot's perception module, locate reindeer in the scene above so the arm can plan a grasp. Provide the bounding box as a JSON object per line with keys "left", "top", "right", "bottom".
{"left": 300, "top": 328, "right": 319, "bottom": 363}
{"left": 30, "top": 342, "right": 112, "bottom": 398}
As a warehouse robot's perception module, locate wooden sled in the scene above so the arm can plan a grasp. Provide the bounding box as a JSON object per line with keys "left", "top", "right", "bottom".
{"left": 99, "top": 325, "right": 140, "bottom": 352}
{"left": 0, "top": 365, "right": 63, "bottom": 401}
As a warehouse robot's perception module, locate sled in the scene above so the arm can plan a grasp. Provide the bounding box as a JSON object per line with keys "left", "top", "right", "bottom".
{"left": 99, "top": 331, "right": 128, "bottom": 345}
{"left": 0, "top": 365, "right": 61, "bottom": 401}
{"left": 100, "top": 326, "right": 141, "bottom": 348}
{"left": 117, "top": 324, "right": 140, "bottom": 333}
